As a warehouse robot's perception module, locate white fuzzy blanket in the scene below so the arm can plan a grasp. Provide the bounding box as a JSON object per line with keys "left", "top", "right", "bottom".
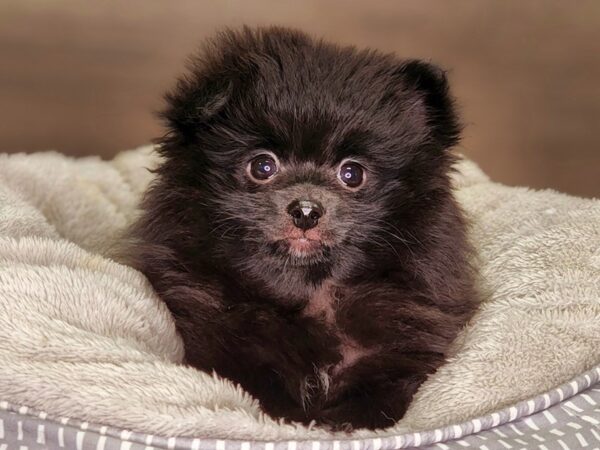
{"left": 0, "top": 146, "right": 598, "bottom": 440}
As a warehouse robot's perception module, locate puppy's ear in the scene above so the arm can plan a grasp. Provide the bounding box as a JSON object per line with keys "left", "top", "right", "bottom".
{"left": 394, "top": 60, "right": 461, "bottom": 149}
{"left": 158, "top": 27, "right": 263, "bottom": 152}
{"left": 159, "top": 71, "right": 233, "bottom": 146}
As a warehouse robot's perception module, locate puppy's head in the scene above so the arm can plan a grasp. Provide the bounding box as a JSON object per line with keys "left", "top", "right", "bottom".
{"left": 147, "top": 27, "right": 461, "bottom": 299}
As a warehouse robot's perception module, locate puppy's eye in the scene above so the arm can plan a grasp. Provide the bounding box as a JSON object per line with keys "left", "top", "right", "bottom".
{"left": 338, "top": 161, "right": 365, "bottom": 188}
{"left": 248, "top": 154, "right": 278, "bottom": 182}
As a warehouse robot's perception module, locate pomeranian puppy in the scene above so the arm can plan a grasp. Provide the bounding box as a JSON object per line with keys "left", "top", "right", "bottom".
{"left": 127, "top": 26, "right": 478, "bottom": 430}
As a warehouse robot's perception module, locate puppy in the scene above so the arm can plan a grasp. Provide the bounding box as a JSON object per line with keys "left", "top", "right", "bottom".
{"left": 127, "top": 26, "right": 478, "bottom": 430}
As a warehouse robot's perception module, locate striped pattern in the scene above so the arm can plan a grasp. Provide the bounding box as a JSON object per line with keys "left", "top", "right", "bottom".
{"left": 0, "top": 365, "right": 599, "bottom": 450}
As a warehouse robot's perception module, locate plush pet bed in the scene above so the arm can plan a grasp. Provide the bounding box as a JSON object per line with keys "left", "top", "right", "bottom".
{"left": 0, "top": 146, "right": 598, "bottom": 449}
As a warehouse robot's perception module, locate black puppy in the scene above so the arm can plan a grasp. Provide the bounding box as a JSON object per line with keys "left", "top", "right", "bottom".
{"left": 128, "top": 26, "right": 478, "bottom": 430}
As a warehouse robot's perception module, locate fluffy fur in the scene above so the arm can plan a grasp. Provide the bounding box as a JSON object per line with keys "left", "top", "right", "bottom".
{"left": 127, "top": 27, "right": 479, "bottom": 430}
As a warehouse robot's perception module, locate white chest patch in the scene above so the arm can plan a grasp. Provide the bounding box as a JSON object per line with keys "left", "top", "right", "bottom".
{"left": 302, "top": 282, "right": 377, "bottom": 375}
{"left": 303, "top": 281, "right": 338, "bottom": 324}
{"left": 300, "top": 283, "right": 378, "bottom": 409}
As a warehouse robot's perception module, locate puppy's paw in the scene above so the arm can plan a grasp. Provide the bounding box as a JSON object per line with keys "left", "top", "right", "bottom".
{"left": 298, "top": 365, "right": 333, "bottom": 410}
{"left": 316, "top": 393, "right": 398, "bottom": 431}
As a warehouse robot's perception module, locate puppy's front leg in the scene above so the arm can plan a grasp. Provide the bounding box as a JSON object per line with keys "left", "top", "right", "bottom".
{"left": 181, "top": 301, "right": 340, "bottom": 419}
{"left": 316, "top": 351, "right": 443, "bottom": 430}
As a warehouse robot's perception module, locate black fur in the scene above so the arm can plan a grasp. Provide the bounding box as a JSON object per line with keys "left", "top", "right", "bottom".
{"left": 126, "top": 26, "right": 479, "bottom": 431}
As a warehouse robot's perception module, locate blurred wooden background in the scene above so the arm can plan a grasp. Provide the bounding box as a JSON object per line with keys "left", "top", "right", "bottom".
{"left": 1, "top": 0, "right": 598, "bottom": 197}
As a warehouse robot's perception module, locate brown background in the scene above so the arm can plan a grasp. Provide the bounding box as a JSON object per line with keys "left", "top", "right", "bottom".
{"left": 1, "top": 1, "right": 598, "bottom": 197}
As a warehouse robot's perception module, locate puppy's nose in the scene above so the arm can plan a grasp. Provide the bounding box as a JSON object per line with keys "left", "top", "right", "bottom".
{"left": 287, "top": 200, "right": 323, "bottom": 230}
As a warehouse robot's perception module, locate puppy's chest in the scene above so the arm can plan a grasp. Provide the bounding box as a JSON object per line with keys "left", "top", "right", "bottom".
{"left": 302, "top": 283, "right": 376, "bottom": 375}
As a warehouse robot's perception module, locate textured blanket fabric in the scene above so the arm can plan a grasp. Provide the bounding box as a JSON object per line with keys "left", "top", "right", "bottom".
{"left": 0, "top": 146, "right": 598, "bottom": 440}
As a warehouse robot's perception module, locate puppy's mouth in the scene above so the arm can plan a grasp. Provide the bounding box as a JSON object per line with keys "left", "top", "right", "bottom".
{"left": 275, "top": 227, "right": 329, "bottom": 259}
{"left": 286, "top": 236, "right": 322, "bottom": 256}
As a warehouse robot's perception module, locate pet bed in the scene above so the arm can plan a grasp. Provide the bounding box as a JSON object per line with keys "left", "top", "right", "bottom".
{"left": 0, "top": 146, "right": 598, "bottom": 449}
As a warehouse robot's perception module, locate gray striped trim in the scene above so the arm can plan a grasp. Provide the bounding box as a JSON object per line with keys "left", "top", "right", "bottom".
{"left": 1, "top": 365, "right": 599, "bottom": 450}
